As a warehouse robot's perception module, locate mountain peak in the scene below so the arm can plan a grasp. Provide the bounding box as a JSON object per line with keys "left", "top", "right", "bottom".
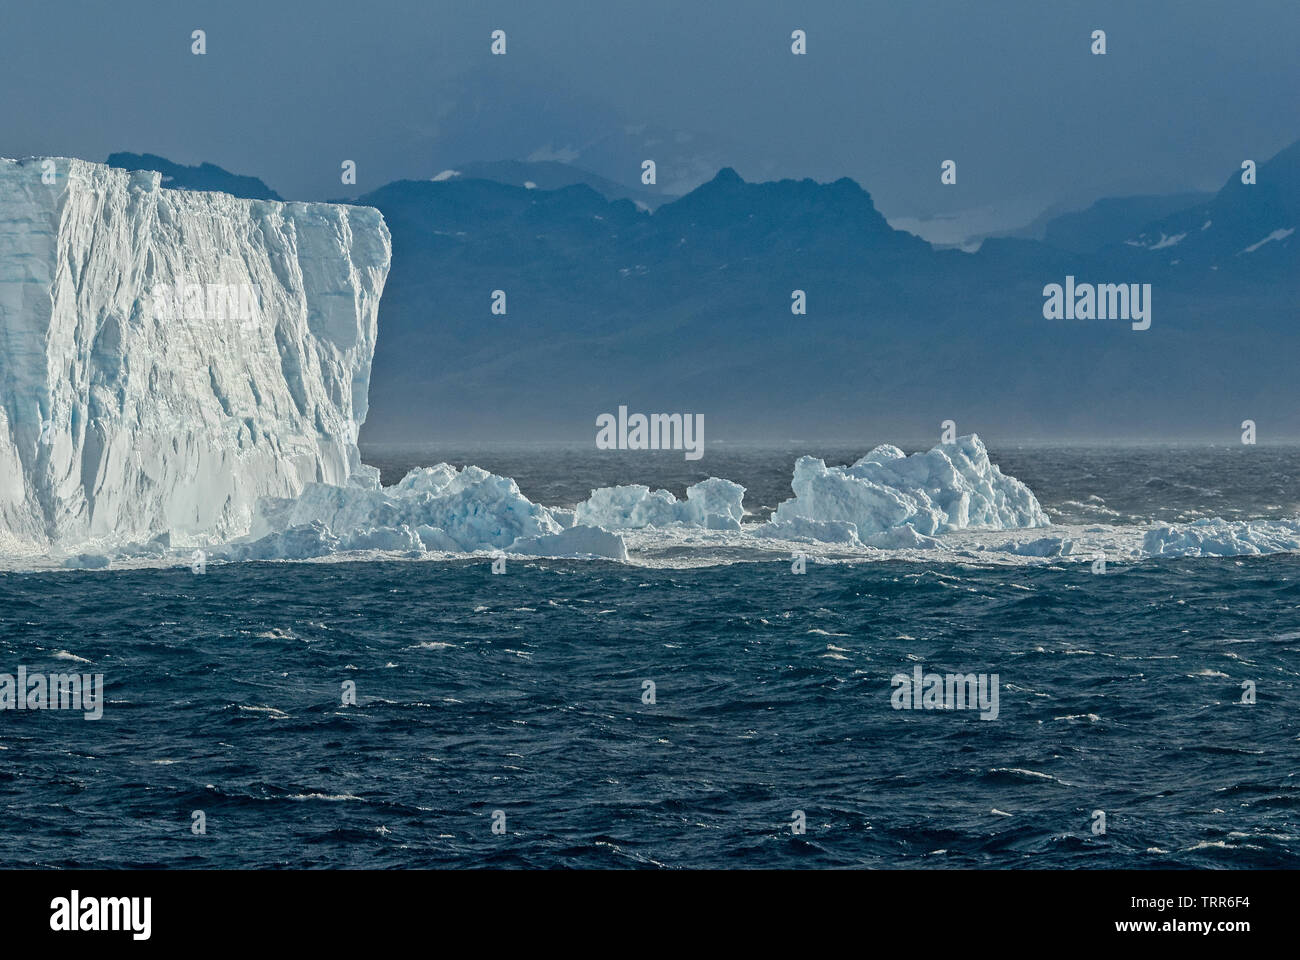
{"left": 105, "top": 152, "right": 283, "bottom": 202}
{"left": 709, "top": 167, "right": 745, "bottom": 187}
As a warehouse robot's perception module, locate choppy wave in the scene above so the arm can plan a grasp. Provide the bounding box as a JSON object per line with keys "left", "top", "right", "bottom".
{"left": 2, "top": 555, "right": 1295, "bottom": 867}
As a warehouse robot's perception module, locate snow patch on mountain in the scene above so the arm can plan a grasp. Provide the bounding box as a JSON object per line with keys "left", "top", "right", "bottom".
{"left": 1240, "top": 227, "right": 1294, "bottom": 254}
{"left": 1149, "top": 232, "right": 1186, "bottom": 250}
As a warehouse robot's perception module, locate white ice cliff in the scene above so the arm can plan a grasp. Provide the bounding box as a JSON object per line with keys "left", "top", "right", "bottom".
{"left": 0, "top": 157, "right": 390, "bottom": 552}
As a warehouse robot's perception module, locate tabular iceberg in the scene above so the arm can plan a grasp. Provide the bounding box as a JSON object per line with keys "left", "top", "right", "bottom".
{"left": 0, "top": 157, "right": 390, "bottom": 552}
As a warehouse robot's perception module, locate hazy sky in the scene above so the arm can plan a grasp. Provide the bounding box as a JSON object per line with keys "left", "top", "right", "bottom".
{"left": 3, "top": 0, "right": 1297, "bottom": 237}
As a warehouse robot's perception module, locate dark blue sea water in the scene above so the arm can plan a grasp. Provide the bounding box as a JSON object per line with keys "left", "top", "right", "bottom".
{"left": 2, "top": 553, "right": 1298, "bottom": 868}
{"left": 2, "top": 443, "right": 1298, "bottom": 868}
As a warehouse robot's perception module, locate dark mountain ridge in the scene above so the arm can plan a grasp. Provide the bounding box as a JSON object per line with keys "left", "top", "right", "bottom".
{"left": 104, "top": 143, "right": 1300, "bottom": 441}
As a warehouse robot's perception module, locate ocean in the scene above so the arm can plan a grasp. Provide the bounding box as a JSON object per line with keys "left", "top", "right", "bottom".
{"left": 1, "top": 442, "right": 1297, "bottom": 868}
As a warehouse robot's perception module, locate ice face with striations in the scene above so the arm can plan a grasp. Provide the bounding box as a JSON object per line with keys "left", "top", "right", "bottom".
{"left": 0, "top": 157, "right": 390, "bottom": 552}
{"left": 769, "top": 434, "right": 1048, "bottom": 541}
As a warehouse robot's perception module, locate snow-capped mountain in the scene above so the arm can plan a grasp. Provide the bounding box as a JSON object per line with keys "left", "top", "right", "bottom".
{"left": 1116, "top": 139, "right": 1300, "bottom": 271}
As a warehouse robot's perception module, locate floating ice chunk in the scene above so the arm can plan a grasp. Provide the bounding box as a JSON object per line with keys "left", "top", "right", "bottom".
{"left": 575, "top": 478, "right": 746, "bottom": 530}
{"left": 546, "top": 507, "right": 577, "bottom": 529}
{"left": 341, "top": 525, "right": 423, "bottom": 552}
{"left": 414, "top": 525, "right": 462, "bottom": 552}
{"left": 251, "top": 464, "right": 561, "bottom": 552}
{"left": 252, "top": 484, "right": 397, "bottom": 540}
{"left": 1142, "top": 517, "right": 1300, "bottom": 557}
{"left": 1240, "top": 227, "right": 1294, "bottom": 254}
{"left": 861, "top": 525, "right": 943, "bottom": 550}
{"left": 771, "top": 434, "right": 1047, "bottom": 539}
{"left": 222, "top": 521, "right": 342, "bottom": 561}
{"left": 508, "top": 525, "right": 629, "bottom": 560}
{"left": 226, "top": 463, "right": 625, "bottom": 560}
{"left": 704, "top": 513, "right": 742, "bottom": 531}
{"left": 687, "top": 478, "right": 746, "bottom": 525}
{"left": 753, "top": 516, "right": 863, "bottom": 545}
{"left": 576, "top": 486, "right": 664, "bottom": 528}
{"left": 63, "top": 553, "right": 111, "bottom": 570}
{"left": 992, "top": 536, "right": 1076, "bottom": 557}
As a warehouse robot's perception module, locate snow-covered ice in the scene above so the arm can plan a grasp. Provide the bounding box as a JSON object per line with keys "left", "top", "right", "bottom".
{"left": 251, "top": 464, "right": 562, "bottom": 551}
{"left": 575, "top": 478, "right": 745, "bottom": 531}
{"left": 0, "top": 156, "right": 389, "bottom": 551}
{"left": 507, "top": 524, "right": 628, "bottom": 561}
{"left": 769, "top": 435, "right": 1048, "bottom": 541}
{"left": 1143, "top": 517, "right": 1300, "bottom": 557}
{"left": 224, "top": 463, "right": 629, "bottom": 562}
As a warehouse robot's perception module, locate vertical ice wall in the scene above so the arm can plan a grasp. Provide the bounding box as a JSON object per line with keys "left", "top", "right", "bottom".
{"left": 0, "top": 157, "right": 390, "bottom": 551}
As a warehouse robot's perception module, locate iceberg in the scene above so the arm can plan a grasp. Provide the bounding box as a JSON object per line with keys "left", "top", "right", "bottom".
{"left": 575, "top": 478, "right": 745, "bottom": 530}
{"left": 221, "top": 521, "right": 343, "bottom": 562}
{"left": 1142, "top": 517, "right": 1300, "bottom": 557}
{"left": 234, "top": 463, "right": 627, "bottom": 560}
{"left": 249, "top": 464, "right": 564, "bottom": 552}
{"left": 214, "top": 438, "right": 1045, "bottom": 562}
{"left": 0, "top": 157, "right": 390, "bottom": 551}
{"left": 989, "top": 535, "right": 1077, "bottom": 558}
{"left": 752, "top": 516, "right": 864, "bottom": 546}
{"left": 507, "top": 524, "right": 628, "bottom": 561}
{"left": 219, "top": 518, "right": 424, "bottom": 562}
{"left": 750, "top": 516, "right": 945, "bottom": 549}
{"left": 769, "top": 434, "right": 1047, "bottom": 542}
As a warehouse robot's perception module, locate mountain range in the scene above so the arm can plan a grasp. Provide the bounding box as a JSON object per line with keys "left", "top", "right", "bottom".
{"left": 104, "top": 142, "right": 1300, "bottom": 441}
